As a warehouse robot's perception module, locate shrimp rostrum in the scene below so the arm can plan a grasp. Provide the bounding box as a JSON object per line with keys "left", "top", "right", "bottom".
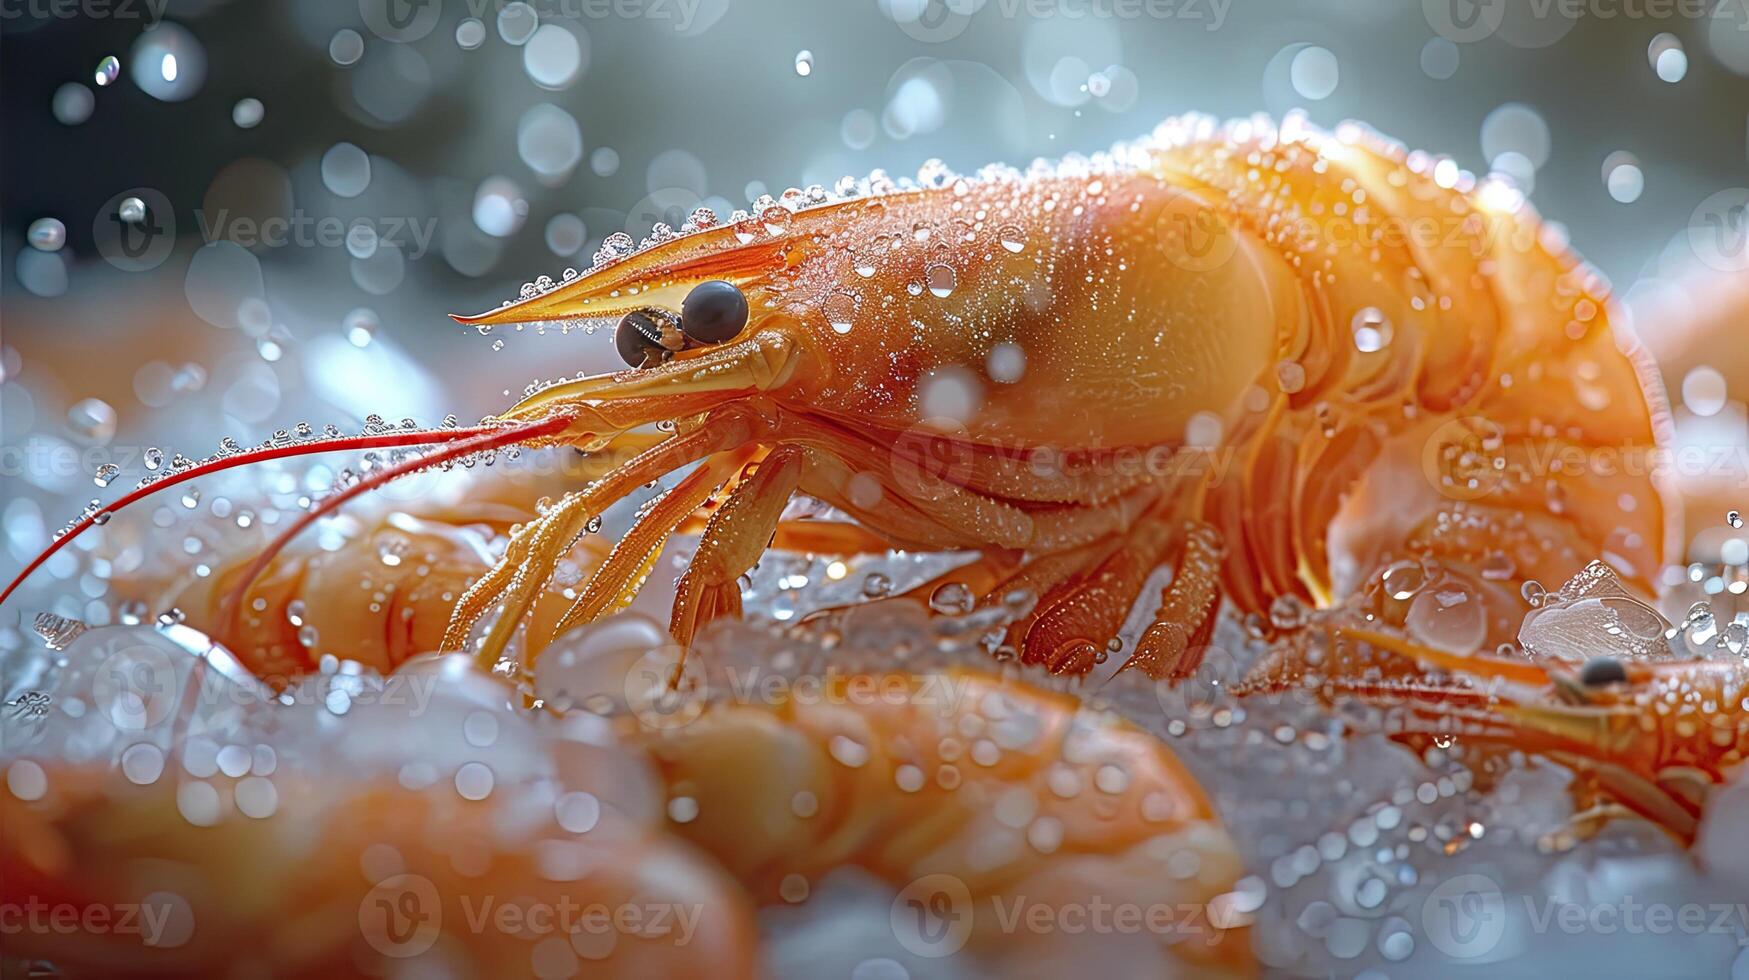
{"left": 1, "top": 112, "right": 1674, "bottom": 679}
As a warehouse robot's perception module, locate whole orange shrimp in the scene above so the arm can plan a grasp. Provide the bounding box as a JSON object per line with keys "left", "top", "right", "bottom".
{"left": 0, "top": 618, "right": 1253, "bottom": 977}
{"left": 0, "top": 112, "right": 1673, "bottom": 683}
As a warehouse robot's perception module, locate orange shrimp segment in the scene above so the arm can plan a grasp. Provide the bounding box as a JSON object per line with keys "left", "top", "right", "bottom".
{"left": 0, "top": 739, "right": 756, "bottom": 976}
{"left": 1275, "top": 602, "right": 1749, "bottom": 845}
{"left": 628, "top": 668, "right": 1255, "bottom": 977}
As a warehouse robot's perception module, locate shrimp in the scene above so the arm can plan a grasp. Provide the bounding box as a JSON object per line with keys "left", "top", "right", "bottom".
{"left": 0, "top": 615, "right": 1253, "bottom": 976}
{"left": 1240, "top": 560, "right": 1747, "bottom": 847}
{"left": 161, "top": 465, "right": 617, "bottom": 683}
{"left": 622, "top": 659, "right": 1256, "bottom": 976}
{"left": 0, "top": 112, "right": 1673, "bottom": 682}
{"left": 0, "top": 757, "right": 757, "bottom": 977}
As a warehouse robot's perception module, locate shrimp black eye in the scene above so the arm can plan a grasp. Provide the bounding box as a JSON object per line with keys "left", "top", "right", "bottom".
{"left": 680, "top": 280, "right": 748, "bottom": 344}
{"left": 1579, "top": 656, "right": 1627, "bottom": 687}
{"left": 615, "top": 308, "right": 684, "bottom": 368}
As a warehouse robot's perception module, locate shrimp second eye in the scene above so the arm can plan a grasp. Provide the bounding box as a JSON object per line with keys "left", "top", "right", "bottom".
{"left": 615, "top": 308, "right": 686, "bottom": 367}
{"left": 613, "top": 281, "right": 751, "bottom": 368}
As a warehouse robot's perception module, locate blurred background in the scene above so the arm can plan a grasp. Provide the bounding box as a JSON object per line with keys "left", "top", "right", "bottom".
{"left": 4, "top": 0, "right": 1749, "bottom": 586}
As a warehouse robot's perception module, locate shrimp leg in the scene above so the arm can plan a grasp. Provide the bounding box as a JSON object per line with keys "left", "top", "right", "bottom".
{"left": 546, "top": 448, "right": 756, "bottom": 641}
{"left": 1124, "top": 521, "right": 1226, "bottom": 681}
{"left": 450, "top": 408, "right": 762, "bottom": 660}
{"left": 670, "top": 446, "right": 809, "bottom": 647}
{"left": 1019, "top": 517, "right": 1181, "bottom": 673}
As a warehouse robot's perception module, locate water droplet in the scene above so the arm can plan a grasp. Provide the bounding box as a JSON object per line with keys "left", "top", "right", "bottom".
{"left": 794, "top": 50, "right": 813, "bottom": 76}
{"left": 1649, "top": 33, "right": 1688, "bottom": 83}
{"left": 328, "top": 29, "right": 363, "bottom": 67}
{"left": 94, "top": 55, "right": 120, "bottom": 87}
{"left": 1730, "top": 510, "right": 1743, "bottom": 529}
{"left": 27, "top": 218, "right": 66, "bottom": 252}
{"left": 1480, "top": 550, "right": 1516, "bottom": 581}
{"left": 345, "top": 308, "right": 379, "bottom": 347}
{"left": 497, "top": 1, "right": 539, "bottom": 45}
{"left": 93, "top": 463, "right": 119, "bottom": 488}
{"left": 862, "top": 572, "right": 893, "bottom": 599}
{"left": 67, "top": 398, "right": 117, "bottom": 443}
{"left": 926, "top": 264, "right": 956, "bottom": 298}
{"left": 759, "top": 202, "right": 792, "bottom": 236}
{"left": 231, "top": 97, "right": 263, "bottom": 129}
{"left": 824, "top": 293, "right": 856, "bottom": 334}
{"left": 929, "top": 582, "right": 974, "bottom": 615}
{"left": 1289, "top": 45, "right": 1339, "bottom": 101}
{"left": 144, "top": 447, "right": 164, "bottom": 471}
{"left": 1350, "top": 307, "right": 1393, "bottom": 352}
{"left": 1269, "top": 593, "right": 1308, "bottom": 630}
{"left": 998, "top": 225, "right": 1027, "bottom": 253}
{"left": 118, "top": 196, "right": 147, "bottom": 224}
{"left": 1275, "top": 361, "right": 1307, "bottom": 394}
{"left": 1380, "top": 560, "right": 1428, "bottom": 601}
{"left": 1408, "top": 584, "right": 1485, "bottom": 654}
{"left": 1602, "top": 151, "right": 1644, "bottom": 204}
{"left": 456, "top": 17, "right": 487, "bottom": 49}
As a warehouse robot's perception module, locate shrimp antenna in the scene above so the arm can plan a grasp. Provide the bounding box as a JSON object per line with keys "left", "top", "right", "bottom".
{"left": 214, "top": 411, "right": 576, "bottom": 629}
{"left": 0, "top": 414, "right": 574, "bottom": 609}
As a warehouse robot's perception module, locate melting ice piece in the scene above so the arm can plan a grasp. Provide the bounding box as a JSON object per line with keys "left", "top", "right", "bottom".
{"left": 32, "top": 612, "right": 88, "bottom": 651}
{"left": 1517, "top": 560, "right": 1672, "bottom": 663}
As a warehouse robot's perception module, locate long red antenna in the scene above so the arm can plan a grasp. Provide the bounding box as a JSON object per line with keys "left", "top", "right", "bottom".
{"left": 0, "top": 419, "right": 563, "bottom": 608}
{"left": 215, "top": 412, "right": 574, "bottom": 627}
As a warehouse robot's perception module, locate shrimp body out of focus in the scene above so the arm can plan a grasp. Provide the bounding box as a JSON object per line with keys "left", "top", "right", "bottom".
{"left": 0, "top": 617, "right": 1255, "bottom": 977}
